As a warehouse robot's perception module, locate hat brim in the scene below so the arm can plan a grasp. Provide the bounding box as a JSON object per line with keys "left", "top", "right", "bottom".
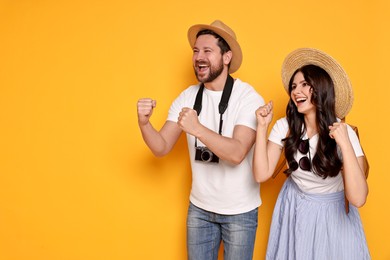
{"left": 281, "top": 48, "right": 353, "bottom": 119}
{"left": 188, "top": 24, "right": 242, "bottom": 74}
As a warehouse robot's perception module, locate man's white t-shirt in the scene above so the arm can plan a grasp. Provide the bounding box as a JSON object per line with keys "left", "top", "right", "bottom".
{"left": 167, "top": 79, "right": 264, "bottom": 214}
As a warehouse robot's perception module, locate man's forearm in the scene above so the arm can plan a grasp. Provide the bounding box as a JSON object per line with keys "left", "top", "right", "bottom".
{"left": 139, "top": 121, "right": 168, "bottom": 157}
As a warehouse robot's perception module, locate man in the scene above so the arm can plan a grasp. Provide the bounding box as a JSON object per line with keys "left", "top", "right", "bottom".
{"left": 137, "top": 20, "right": 264, "bottom": 260}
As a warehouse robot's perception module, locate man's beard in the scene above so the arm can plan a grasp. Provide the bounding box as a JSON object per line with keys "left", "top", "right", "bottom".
{"left": 194, "top": 59, "right": 224, "bottom": 83}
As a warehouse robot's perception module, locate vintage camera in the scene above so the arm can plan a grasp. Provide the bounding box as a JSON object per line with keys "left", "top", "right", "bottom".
{"left": 195, "top": 146, "right": 219, "bottom": 163}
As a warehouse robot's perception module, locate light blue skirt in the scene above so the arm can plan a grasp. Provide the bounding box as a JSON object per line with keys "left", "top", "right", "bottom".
{"left": 266, "top": 177, "right": 370, "bottom": 260}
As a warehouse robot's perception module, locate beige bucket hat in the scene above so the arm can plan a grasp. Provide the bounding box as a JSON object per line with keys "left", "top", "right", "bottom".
{"left": 281, "top": 48, "right": 354, "bottom": 119}
{"left": 188, "top": 20, "right": 242, "bottom": 73}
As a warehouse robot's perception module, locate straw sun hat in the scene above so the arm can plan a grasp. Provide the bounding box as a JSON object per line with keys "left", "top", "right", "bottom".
{"left": 187, "top": 20, "right": 242, "bottom": 74}
{"left": 281, "top": 48, "right": 354, "bottom": 119}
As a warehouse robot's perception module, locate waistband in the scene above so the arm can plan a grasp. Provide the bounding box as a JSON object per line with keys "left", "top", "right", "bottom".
{"left": 286, "top": 177, "right": 345, "bottom": 203}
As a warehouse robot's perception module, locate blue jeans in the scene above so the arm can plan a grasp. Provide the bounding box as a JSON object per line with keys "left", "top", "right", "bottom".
{"left": 187, "top": 202, "right": 258, "bottom": 260}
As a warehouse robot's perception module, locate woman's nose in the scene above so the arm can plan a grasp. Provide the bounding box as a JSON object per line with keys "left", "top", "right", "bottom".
{"left": 292, "top": 85, "right": 302, "bottom": 93}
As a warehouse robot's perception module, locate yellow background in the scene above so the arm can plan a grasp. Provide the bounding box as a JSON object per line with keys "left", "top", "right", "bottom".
{"left": 0, "top": 0, "right": 389, "bottom": 259}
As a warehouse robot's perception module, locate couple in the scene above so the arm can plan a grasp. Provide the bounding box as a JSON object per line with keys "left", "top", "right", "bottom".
{"left": 137, "top": 20, "right": 370, "bottom": 260}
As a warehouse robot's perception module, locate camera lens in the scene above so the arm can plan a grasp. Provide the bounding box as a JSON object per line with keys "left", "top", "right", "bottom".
{"left": 201, "top": 150, "right": 213, "bottom": 162}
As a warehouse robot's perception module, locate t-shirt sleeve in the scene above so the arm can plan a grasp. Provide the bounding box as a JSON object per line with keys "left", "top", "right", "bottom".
{"left": 167, "top": 86, "right": 198, "bottom": 123}
{"left": 167, "top": 89, "right": 188, "bottom": 123}
{"left": 235, "top": 90, "right": 265, "bottom": 131}
{"left": 167, "top": 98, "right": 180, "bottom": 123}
{"left": 268, "top": 118, "right": 289, "bottom": 146}
{"left": 347, "top": 124, "right": 364, "bottom": 157}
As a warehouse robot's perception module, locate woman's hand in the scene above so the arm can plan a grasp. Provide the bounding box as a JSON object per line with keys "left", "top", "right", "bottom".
{"left": 255, "top": 101, "right": 273, "bottom": 128}
{"left": 329, "top": 122, "right": 350, "bottom": 148}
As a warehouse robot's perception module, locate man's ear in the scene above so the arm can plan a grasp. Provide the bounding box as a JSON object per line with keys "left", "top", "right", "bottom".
{"left": 223, "top": 51, "right": 233, "bottom": 66}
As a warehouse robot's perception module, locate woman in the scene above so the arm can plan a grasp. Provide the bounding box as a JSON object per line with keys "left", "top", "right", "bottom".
{"left": 253, "top": 48, "right": 370, "bottom": 259}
